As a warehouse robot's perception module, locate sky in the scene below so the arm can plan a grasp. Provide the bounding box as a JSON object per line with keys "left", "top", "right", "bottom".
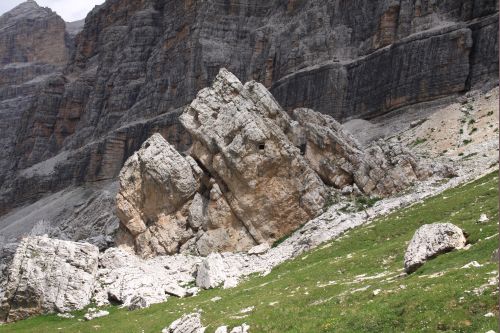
{"left": 0, "top": 0, "right": 105, "bottom": 22}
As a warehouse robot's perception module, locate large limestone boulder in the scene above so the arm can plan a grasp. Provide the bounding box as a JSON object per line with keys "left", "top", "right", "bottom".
{"left": 115, "top": 69, "right": 434, "bottom": 258}
{"left": 116, "top": 133, "right": 256, "bottom": 258}
{"left": 404, "top": 223, "right": 467, "bottom": 273}
{"left": 180, "top": 69, "right": 327, "bottom": 244}
{"left": 0, "top": 236, "right": 99, "bottom": 323}
{"left": 116, "top": 133, "right": 199, "bottom": 257}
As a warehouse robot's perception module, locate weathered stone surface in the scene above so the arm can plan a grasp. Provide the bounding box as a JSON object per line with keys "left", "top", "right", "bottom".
{"left": 0, "top": 236, "right": 99, "bottom": 323}
{"left": 196, "top": 253, "right": 226, "bottom": 289}
{"left": 116, "top": 133, "right": 198, "bottom": 257}
{"left": 94, "top": 247, "right": 200, "bottom": 308}
{"left": 404, "top": 223, "right": 467, "bottom": 273}
{"left": 162, "top": 313, "right": 205, "bottom": 333}
{"left": 181, "top": 69, "right": 327, "bottom": 245}
{"left": 116, "top": 69, "right": 436, "bottom": 258}
{"left": 290, "top": 108, "right": 430, "bottom": 196}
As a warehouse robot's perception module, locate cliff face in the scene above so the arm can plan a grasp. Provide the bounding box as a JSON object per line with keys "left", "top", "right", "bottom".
{"left": 0, "top": 0, "right": 498, "bottom": 243}
{"left": 0, "top": 0, "right": 69, "bottom": 65}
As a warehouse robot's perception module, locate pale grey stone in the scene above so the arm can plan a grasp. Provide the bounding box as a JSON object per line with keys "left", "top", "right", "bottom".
{"left": 0, "top": 236, "right": 99, "bottom": 323}
{"left": 404, "top": 223, "right": 467, "bottom": 273}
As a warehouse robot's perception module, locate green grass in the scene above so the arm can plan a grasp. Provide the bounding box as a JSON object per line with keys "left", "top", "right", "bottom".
{"left": 1, "top": 172, "right": 498, "bottom": 333}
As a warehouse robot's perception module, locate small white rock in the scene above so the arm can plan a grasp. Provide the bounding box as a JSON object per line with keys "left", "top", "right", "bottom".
{"left": 57, "top": 313, "right": 75, "bottom": 319}
{"left": 215, "top": 326, "right": 228, "bottom": 333}
{"left": 461, "top": 261, "right": 482, "bottom": 269}
{"left": 478, "top": 214, "right": 489, "bottom": 223}
{"left": 239, "top": 306, "right": 255, "bottom": 314}
{"left": 484, "top": 312, "right": 495, "bottom": 317}
{"left": 230, "top": 323, "right": 250, "bottom": 333}
{"left": 373, "top": 289, "right": 381, "bottom": 296}
{"left": 84, "top": 310, "right": 109, "bottom": 321}
{"left": 248, "top": 243, "right": 271, "bottom": 255}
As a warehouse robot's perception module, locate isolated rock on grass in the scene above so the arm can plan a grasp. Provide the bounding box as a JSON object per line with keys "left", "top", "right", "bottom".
{"left": 477, "top": 213, "right": 489, "bottom": 223}
{"left": 230, "top": 324, "right": 251, "bottom": 333}
{"left": 127, "top": 295, "right": 150, "bottom": 311}
{"left": 162, "top": 313, "right": 205, "bottom": 333}
{"left": 196, "top": 253, "right": 226, "bottom": 289}
{"left": 0, "top": 236, "right": 99, "bottom": 322}
{"left": 404, "top": 223, "right": 467, "bottom": 273}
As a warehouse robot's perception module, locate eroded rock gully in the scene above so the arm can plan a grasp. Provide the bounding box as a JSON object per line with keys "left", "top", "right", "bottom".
{"left": 115, "top": 69, "right": 432, "bottom": 258}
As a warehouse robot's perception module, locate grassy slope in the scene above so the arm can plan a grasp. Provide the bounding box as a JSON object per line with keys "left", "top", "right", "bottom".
{"left": 1, "top": 172, "right": 498, "bottom": 333}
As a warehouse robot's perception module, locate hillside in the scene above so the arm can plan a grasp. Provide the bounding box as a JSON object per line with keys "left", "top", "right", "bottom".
{"left": 1, "top": 171, "right": 497, "bottom": 332}
{"left": 0, "top": 1, "right": 498, "bottom": 332}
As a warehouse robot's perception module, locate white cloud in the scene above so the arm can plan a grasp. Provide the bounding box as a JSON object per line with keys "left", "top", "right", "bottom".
{"left": 0, "top": 0, "right": 105, "bottom": 21}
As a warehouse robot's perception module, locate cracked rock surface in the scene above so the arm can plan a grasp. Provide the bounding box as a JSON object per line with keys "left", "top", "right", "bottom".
{"left": 0, "top": 236, "right": 99, "bottom": 323}
{"left": 117, "top": 69, "right": 432, "bottom": 258}
{"left": 404, "top": 223, "right": 467, "bottom": 273}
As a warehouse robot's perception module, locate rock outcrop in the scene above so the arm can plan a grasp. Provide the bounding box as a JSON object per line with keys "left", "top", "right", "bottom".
{"left": 180, "top": 69, "right": 327, "bottom": 244}
{"left": 94, "top": 247, "right": 200, "bottom": 308}
{"left": 0, "top": 236, "right": 99, "bottom": 323}
{"left": 404, "top": 223, "right": 467, "bottom": 273}
{"left": 290, "top": 108, "right": 430, "bottom": 196}
{"left": 116, "top": 69, "right": 433, "bottom": 258}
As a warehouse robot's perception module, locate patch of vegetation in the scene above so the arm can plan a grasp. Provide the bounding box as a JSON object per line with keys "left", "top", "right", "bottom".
{"left": 323, "top": 192, "right": 339, "bottom": 210}
{"left": 2, "top": 173, "right": 498, "bottom": 333}
{"left": 411, "top": 137, "right": 427, "bottom": 147}
{"left": 355, "top": 196, "right": 381, "bottom": 210}
{"left": 487, "top": 111, "right": 494, "bottom": 116}
{"left": 468, "top": 119, "right": 475, "bottom": 125}
{"left": 462, "top": 152, "right": 478, "bottom": 160}
{"left": 462, "top": 139, "right": 473, "bottom": 145}
{"left": 469, "top": 127, "right": 478, "bottom": 135}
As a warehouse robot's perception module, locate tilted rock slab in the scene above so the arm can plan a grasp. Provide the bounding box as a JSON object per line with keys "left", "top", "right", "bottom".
{"left": 404, "top": 223, "right": 467, "bottom": 273}
{"left": 0, "top": 236, "right": 99, "bottom": 322}
{"left": 180, "top": 68, "right": 327, "bottom": 245}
